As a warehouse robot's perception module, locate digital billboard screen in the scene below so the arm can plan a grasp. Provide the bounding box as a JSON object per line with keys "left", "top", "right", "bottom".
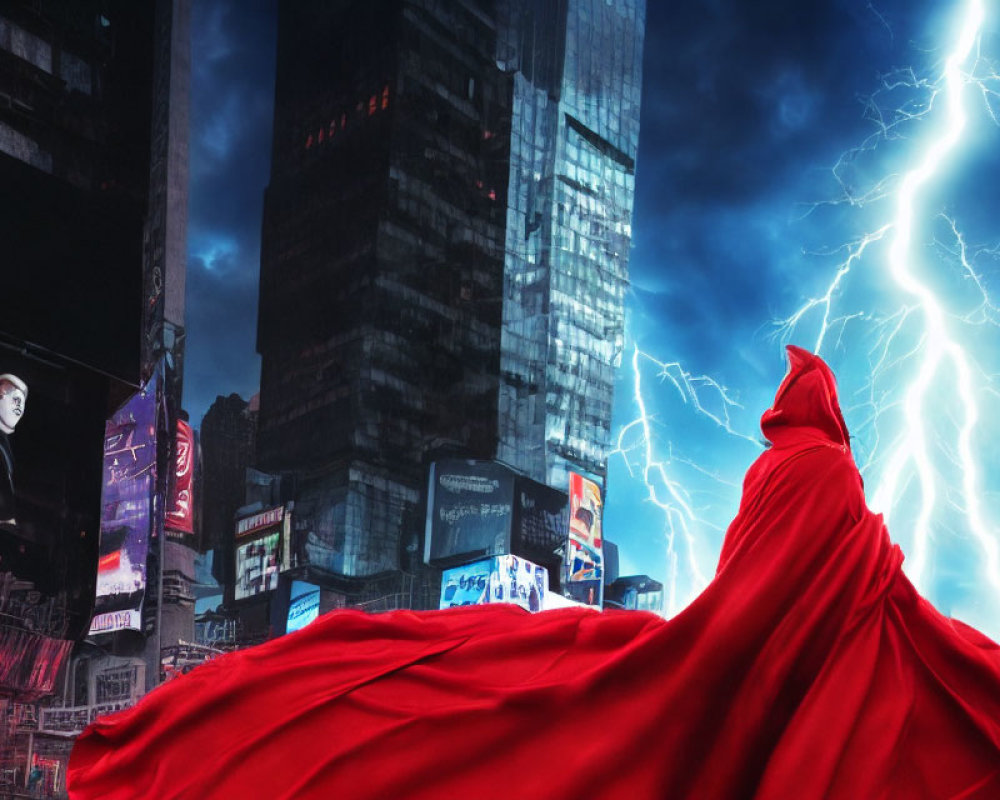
{"left": 440, "top": 555, "right": 548, "bottom": 612}
{"left": 424, "top": 460, "right": 515, "bottom": 567}
{"left": 165, "top": 419, "right": 194, "bottom": 536}
{"left": 89, "top": 371, "right": 159, "bottom": 635}
{"left": 234, "top": 506, "right": 284, "bottom": 601}
{"left": 286, "top": 580, "right": 321, "bottom": 633}
{"left": 566, "top": 472, "right": 604, "bottom": 607}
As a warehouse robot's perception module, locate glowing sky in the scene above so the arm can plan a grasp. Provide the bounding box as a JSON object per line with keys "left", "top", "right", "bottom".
{"left": 182, "top": 0, "right": 1000, "bottom": 635}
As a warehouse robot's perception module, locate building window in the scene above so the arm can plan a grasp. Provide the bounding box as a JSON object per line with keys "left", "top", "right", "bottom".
{"left": 0, "top": 17, "right": 52, "bottom": 73}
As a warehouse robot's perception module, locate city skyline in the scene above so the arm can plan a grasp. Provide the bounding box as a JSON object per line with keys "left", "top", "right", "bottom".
{"left": 183, "top": 0, "right": 1000, "bottom": 633}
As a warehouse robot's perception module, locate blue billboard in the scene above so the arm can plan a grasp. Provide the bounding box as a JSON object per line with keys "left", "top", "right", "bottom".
{"left": 286, "top": 580, "right": 321, "bottom": 634}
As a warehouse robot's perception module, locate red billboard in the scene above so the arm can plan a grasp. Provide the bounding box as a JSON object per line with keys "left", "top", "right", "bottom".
{"left": 165, "top": 419, "right": 194, "bottom": 535}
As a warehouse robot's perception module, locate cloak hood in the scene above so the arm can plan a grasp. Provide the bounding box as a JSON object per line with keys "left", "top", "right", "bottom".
{"left": 760, "top": 345, "right": 850, "bottom": 450}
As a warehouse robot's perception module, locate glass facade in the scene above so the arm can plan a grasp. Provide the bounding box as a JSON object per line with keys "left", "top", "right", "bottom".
{"left": 497, "top": 0, "right": 644, "bottom": 490}
{"left": 256, "top": 0, "right": 644, "bottom": 604}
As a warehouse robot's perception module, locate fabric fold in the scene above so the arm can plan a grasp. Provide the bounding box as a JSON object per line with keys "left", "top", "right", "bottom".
{"left": 69, "top": 347, "right": 1000, "bottom": 799}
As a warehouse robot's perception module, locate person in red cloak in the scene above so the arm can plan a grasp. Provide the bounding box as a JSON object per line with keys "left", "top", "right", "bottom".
{"left": 68, "top": 346, "right": 1000, "bottom": 798}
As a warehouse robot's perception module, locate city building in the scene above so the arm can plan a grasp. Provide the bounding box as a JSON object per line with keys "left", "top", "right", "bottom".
{"left": 496, "top": 0, "right": 644, "bottom": 490}
{"left": 0, "top": 1, "right": 190, "bottom": 793}
{"left": 198, "top": 392, "right": 258, "bottom": 586}
{"left": 254, "top": 0, "right": 644, "bottom": 619}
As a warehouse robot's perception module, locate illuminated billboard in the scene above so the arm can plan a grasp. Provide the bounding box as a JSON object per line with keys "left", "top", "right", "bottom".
{"left": 90, "top": 371, "right": 159, "bottom": 635}
{"left": 286, "top": 580, "right": 321, "bottom": 633}
{"left": 424, "top": 461, "right": 514, "bottom": 566}
{"left": 566, "top": 472, "right": 604, "bottom": 607}
{"left": 439, "top": 555, "right": 548, "bottom": 613}
{"left": 234, "top": 506, "right": 285, "bottom": 601}
{"left": 425, "top": 460, "right": 569, "bottom": 582}
{"left": 165, "top": 419, "right": 194, "bottom": 536}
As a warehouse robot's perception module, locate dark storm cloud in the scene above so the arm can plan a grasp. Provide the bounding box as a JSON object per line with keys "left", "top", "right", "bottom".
{"left": 607, "top": 0, "right": 991, "bottom": 596}
{"left": 183, "top": 250, "right": 261, "bottom": 422}
{"left": 183, "top": 0, "right": 277, "bottom": 424}
{"left": 627, "top": 0, "right": 929, "bottom": 382}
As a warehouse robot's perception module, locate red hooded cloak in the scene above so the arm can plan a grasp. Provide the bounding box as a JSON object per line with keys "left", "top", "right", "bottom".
{"left": 68, "top": 346, "right": 1000, "bottom": 798}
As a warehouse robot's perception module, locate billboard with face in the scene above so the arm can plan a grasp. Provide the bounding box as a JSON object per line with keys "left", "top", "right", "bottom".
{"left": 89, "top": 371, "right": 159, "bottom": 635}
{"left": 234, "top": 506, "right": 284, "bottom": 601}
{"left": 566, "top": 472, "right": 604, "bottom": 607}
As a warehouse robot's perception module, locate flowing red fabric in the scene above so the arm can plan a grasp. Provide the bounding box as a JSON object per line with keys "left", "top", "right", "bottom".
{"left": 69, "top": 346, "right": 1000, "bottom": 799}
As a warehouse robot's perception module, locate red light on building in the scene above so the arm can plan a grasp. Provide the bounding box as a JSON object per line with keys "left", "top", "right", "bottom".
{"left": 368, "top": 95, "right": 376, "bottom": 115}
{"left": 318, "top": 128, "right": 324, "bottom": 143}
{"left": 381, "top": 85, "right": 390, "bottom": 109}
{"left": 305, "top": 134, "right": 313, "bottom": 149}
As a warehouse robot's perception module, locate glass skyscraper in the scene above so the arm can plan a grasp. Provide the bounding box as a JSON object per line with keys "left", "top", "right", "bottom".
{"left": 256, "top": 0, "right": 644, "bottom": 609}
{"left": 497, "top": 0, "right": 644, "bottom": 490}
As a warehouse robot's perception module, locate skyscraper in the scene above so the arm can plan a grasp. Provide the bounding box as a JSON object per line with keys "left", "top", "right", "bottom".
{"left": 496, "top": 0, "right": 644, "bottom": 490}
{"left": 200, "top": 392, "right": 258, "bottom": 584}
{"left": 256, "top": 0, "right": 644, "bottom": 608}
{"left": 0, "top": 0, "right": 190, "bottom": 787}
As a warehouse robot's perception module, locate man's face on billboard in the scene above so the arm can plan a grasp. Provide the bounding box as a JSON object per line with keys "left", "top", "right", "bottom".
{"left": 0, "top": 382, "right": 26, "bottom": 433}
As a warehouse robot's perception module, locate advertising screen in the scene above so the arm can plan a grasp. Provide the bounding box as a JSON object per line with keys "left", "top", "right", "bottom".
{"left": 165, "top": 419, "right": 194, "bottom": 536}
{"left": 511, "top": 476, "right": 569, "bottom": 586}
{"left": 89, "top": 371, "right": 159, "bottom": 635}
{"left": 424, "top": 460, "right": 515, "bottom": 567}
{"left": 234, "top": 506, "right": 284, "bottom": 601}
{"left": 566, "top": 472, "right": 604, "bottom": 607}
{"left": 286, "top": 580, "right": 321, "bottom": 633}
{"left": 440, "top": 555, "right": 548, "bottom": 613}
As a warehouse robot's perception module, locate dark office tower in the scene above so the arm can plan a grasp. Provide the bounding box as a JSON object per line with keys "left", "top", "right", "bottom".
{"left": 257, "top": 1, "right": 511, "bottom": 596}
{"left": 257, "top": 0, "right": 644, "bottom": 609}
{"left": 0, "top": 0, "right": 189, "bottom": 785}
{"left": 496, "top": 0, "right": 645, "bottom": 490}
{"left": 200, "top": 393, "right": 258, "bottom": 583}
{"left": 0, "top": 1, "right": 158, "bottom": 629}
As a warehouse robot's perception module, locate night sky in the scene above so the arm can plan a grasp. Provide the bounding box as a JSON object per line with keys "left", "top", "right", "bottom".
{"left": 183, "top": 0, "right": 1000, "bottom": 635}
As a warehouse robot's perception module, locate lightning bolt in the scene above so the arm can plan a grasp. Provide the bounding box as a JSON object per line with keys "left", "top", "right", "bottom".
{"left": 778, "top": 0, "right": 1000, "bottom": 608}
{"left": 617, "top": 0, "right": 1000, "bottom": 627}
{"left": 611, "top": 346, "right": 759, "bottom": 614}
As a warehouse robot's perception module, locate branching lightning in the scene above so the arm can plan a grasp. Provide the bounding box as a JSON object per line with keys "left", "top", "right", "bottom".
{"left": 615, "top": 0, "right": 1000, "bottom": 625}
{"left": 784, "top": 0, "right": 1000, "bottom": 602}
{"left": 611, "top": 347, "right": 759, "bottom": 613}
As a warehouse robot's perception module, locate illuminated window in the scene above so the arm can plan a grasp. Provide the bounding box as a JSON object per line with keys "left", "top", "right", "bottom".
{"left": 368, "top": 95, "right": 376, "bottom": 115}
{"left": 381, "top": 85, "right": 390, "bottom": 109}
